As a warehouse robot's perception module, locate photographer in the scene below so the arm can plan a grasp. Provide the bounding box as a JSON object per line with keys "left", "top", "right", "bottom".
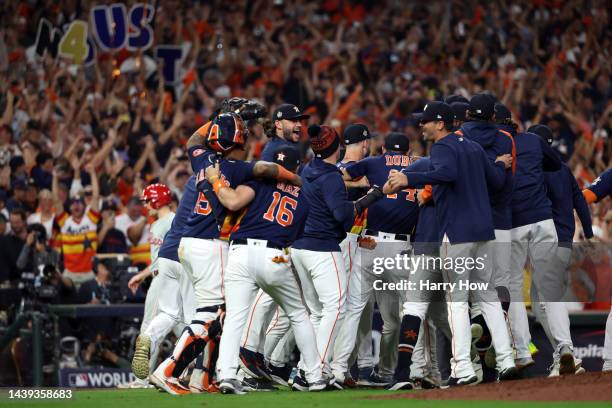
{"left": 16, "top": 223, "right": 60, "bottom": 273}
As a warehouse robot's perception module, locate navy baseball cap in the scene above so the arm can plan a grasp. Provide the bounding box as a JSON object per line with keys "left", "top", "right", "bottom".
{"left": 273, "top": 104, "right": 309, "bottom": 121}
{"left": 272, "top": 146, "right": 300, "bottom": 171}
{"left": 445, "top": 94, "right": 469, "bottom": 104}
{"left": 420, "top": 102, "right": 454, "bottom": 125}
{"left": 343, "top": 124, "right": 371, "bottom": 145}
{"left": 450, "top": 102, "right": 469, "bottom": 122}
{"left": 494, "top": 103, "right": 512, "bottom": 123}
{"left": 528, "top": 124, "right": 553, "bottom": 145}
{"left": 384, "top": 132, "right": 409, "bottom": 152}
{"left": 468, "top": 93, "right": 495, "bottom": 120}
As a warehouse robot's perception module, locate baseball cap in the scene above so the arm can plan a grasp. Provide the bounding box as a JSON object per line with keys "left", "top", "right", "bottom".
{"left": 273, "top": 104, "right": 310, "bottom": 121}
{"left": 12, "top": 179, "right": 28, "bottom": 191}
{"left": 528, "top": 124, "right": 553, "bottom": 145}
{"left": 445, "top": 94, "right": 469, "bottom": 104}
{"left": 450, "top": 102, "right": 469, "bottom": 123}
{"left": 69, "top": 195, "right": 85, "bottom": 206}
{"left": 309, "top": 125, "right": 340, "bottom": 159}
{"left": 420, "top": 102, "right": 454, "bottom": 125}
{"left": 468, "top": 93, "right": 495, "bottom": 120}
{"left": 272, "top": 146, "right": 300, "bottom": 172}
{"left": 343, "top": 124, "right": 371, "bottom": 145}
{"left": 384, "top": 132, "right": 410, "bottom": 152}
{"left": 494, "top": 103, "right": 512, "bottom": 123}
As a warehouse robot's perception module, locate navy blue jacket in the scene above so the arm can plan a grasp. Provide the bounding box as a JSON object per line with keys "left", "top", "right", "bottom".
{"left": 461, "top": 121, "right": 515, "bottom": 230}
{"left": 407, "top": 157, "right": 439, "bottom": 256}
{"left": 402, "top": 133, "right": 506, "bottom": 244}
{"left": 504, "top": 126, "right": 562, "bottom": 228}
{"left": 292, "top": 159, "right": 354, "bottom": 252}
{"left": 544, "top": 164, "right": 593, "bottom": 244}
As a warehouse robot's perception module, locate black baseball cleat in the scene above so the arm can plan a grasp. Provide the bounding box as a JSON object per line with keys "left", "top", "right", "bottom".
{"left": 446, "top": 375, "right": 479, "bottom": 387}
{"left": 291, "top": 373, "right": 309, "bottom": 392}
{"left": 268, "top": 363, "right": 293, "bottom": 386}
{"left": 239, "top": 347, "right": 266, "bottom": 379}
{"left": 498, "top": 366, "right": 519, "bottom": 381}
{"left": 241, "top": 377, "right": 278, "bottom": 392}
{"left": 219, "top": 378, "right": 247, "bottom": 395}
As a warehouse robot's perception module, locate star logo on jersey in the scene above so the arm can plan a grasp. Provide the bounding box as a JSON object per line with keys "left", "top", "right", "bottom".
{"left": 276, "top": 152, "right": 286, "bottom": 161}
{"left": 403, "top": 329, "right": 418, "bottom": 340}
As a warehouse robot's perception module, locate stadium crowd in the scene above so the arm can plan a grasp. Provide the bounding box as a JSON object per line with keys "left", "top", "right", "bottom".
{"left": 0, "top": 0, "right": 609, "bottom": 374}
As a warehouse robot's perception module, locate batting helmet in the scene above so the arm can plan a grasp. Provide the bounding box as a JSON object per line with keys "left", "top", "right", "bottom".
{"left": 204, "top": 112, "right": 248, "bottom": 153}
{"left": 141, "top": 183, "right": 172, "bottom": 209}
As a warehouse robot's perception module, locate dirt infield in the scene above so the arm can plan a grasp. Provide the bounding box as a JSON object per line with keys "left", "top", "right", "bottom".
{"left": 372, "top": 371, "right": 612, "bottom": 401}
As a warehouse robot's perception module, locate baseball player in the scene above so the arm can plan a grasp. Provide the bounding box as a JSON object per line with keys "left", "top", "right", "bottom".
{"left": 338, "top": 132, "right": 420, "bottom": 386}
{"left": 582, "top": 168, "right": 611, "bottom": 372}
{"left": 528, "top": 124, "right": 593, "bottom": 376}
{"left": 236, "top": 103, "right": 310, "bottom": 384}
{"left": 385, "top": 102, "right": 517, "bottom": 386}
{"left": 129, "top": 184, "right": 180, "bottom": 378}
{"left": 290, "top": 125, "right": 384, "bottom": 390}
{"left": 386, "top": 156, "right": 451, "bottom": 390}
{"left": 504, "top": 114, "right": 574, "bottom": 373}
{"left": 458, "top": 97, "right": 516, "bottom": 369}
{"left": 151, "top": 112, "right": 303, "bottom": 394}
{"left": 203, "top": 145, "right": 334, "bottom": 394}
{"left": 261, "top": 104, "right": 309, "bottom": 161}
{"left": 331, "top": 123, "right": 373, "bottom": 385}
{"left": 129, "top": 180, "right": 199, "bottom": 387}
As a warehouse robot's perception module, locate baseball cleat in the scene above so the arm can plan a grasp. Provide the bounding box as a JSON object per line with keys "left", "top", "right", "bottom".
{"left": 241, "top": 377, "right": 277, "bottom": 392}
{"left": 515, "top": 357, "right": 535, "bottom": 370}
{"left": 445, "top": 374, "right": 479, "bottom": 387}
{"left": 219, "top": 378, "right": 248, "bottom": 395}
{"left": 498, "top": 366, "right": 519, "bottom": 381}
{"left": 386, "top": 379, "right": 414, "bottom": 391}
{"left": 529, "top": 341, "right": 539, "bottom": 356}
{"left": 268, "top": 363, "right": 293, "bottom": 386}
{"left": 239, "top": 347, "right": 266, "bottom": 379}
{"left": 290, "top": 373, "right": 309, "bottom": 392}
{"left": 559, "top": 345, "right": 576, "bottom": 375}
{"left": 150, "top": 373, "right": 190, "bottom": 395}
{"left": 131, "top": 334, "right": 152, "bottom": 380}
{"left": 412, "top": 375, "right": 440, "bottom": 389}
{"left": 116, "top": 378, "right": 154, "bottom": 389}
{"left": 549, "top": 356, "right": 583, "bottom": 377}
{"left": 484, "top": 346, "right": 497, "bottom": 369}
{"left": 357, "top": 367, "right": 391, "bottom": 387}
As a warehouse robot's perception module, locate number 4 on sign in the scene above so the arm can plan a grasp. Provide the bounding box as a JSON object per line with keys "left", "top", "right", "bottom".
{"left": 58, "top": 21, "right": 88, "bottom": 64}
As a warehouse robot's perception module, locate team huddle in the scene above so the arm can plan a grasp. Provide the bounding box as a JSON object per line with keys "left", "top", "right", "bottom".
{"left": 126, "top": 95, "right": 612, "bottom": 395}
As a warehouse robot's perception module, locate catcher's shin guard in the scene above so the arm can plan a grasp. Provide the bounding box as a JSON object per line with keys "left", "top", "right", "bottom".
{"left": 161, "top": 307, "right": 224, "bottom": 379}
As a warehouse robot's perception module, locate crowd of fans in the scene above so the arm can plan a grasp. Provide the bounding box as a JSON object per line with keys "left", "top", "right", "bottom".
{"left": 0, "top": 0, "right": 609, "bottom": 316}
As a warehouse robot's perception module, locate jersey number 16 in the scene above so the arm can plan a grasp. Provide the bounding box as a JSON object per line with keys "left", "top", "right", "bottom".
{"left": 263, "top": 192, "right": 297, "bottom": 227}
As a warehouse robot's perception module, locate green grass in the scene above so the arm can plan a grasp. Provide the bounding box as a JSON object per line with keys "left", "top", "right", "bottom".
{"left": 5, "top": 388, "right": 612, "bottom": 408}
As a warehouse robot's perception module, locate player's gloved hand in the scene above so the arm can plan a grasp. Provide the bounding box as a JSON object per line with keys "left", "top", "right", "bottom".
{"left": 220, "top": 98, "right": 267, "bottom": 122}
{"left": 354, "top": 185, "right": 384, "bottom": 214}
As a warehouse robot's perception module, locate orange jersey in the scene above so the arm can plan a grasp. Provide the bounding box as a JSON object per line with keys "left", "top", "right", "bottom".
{"left": 53, "top": 209, "right": 100, "bottom": 273}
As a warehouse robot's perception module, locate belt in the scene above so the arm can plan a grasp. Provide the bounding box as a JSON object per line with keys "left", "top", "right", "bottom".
{"left": 231, "top": 238, "right": 284, "bottom": 250}
{"left": 196, "top": 304, "right": 224, "bottom": 313}
{"left": 364, "top": 229, "right": 409, "bottom": 241}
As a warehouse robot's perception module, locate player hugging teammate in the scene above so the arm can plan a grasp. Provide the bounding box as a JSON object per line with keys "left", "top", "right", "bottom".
{"left": 129, "top": 93, "right": 606, "bottom": 395}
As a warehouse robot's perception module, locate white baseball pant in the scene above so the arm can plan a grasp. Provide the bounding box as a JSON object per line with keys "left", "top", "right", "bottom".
{"left": 153, "top": 238, "right": 227, "bottom": 380}
{"left": 291, "top": 248, "right": 347, "bottom": 367}
{"left": 508, "top": 219, "right": 572, "bottom": 360}
{"left": 143, "top": 258, "right": 196, "bottom": 372}
{"left": 217, "top": 241, "right": 323, "bottom": 383}
{"left": 440, "top": 237, "right": 515, "bottom": 379}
